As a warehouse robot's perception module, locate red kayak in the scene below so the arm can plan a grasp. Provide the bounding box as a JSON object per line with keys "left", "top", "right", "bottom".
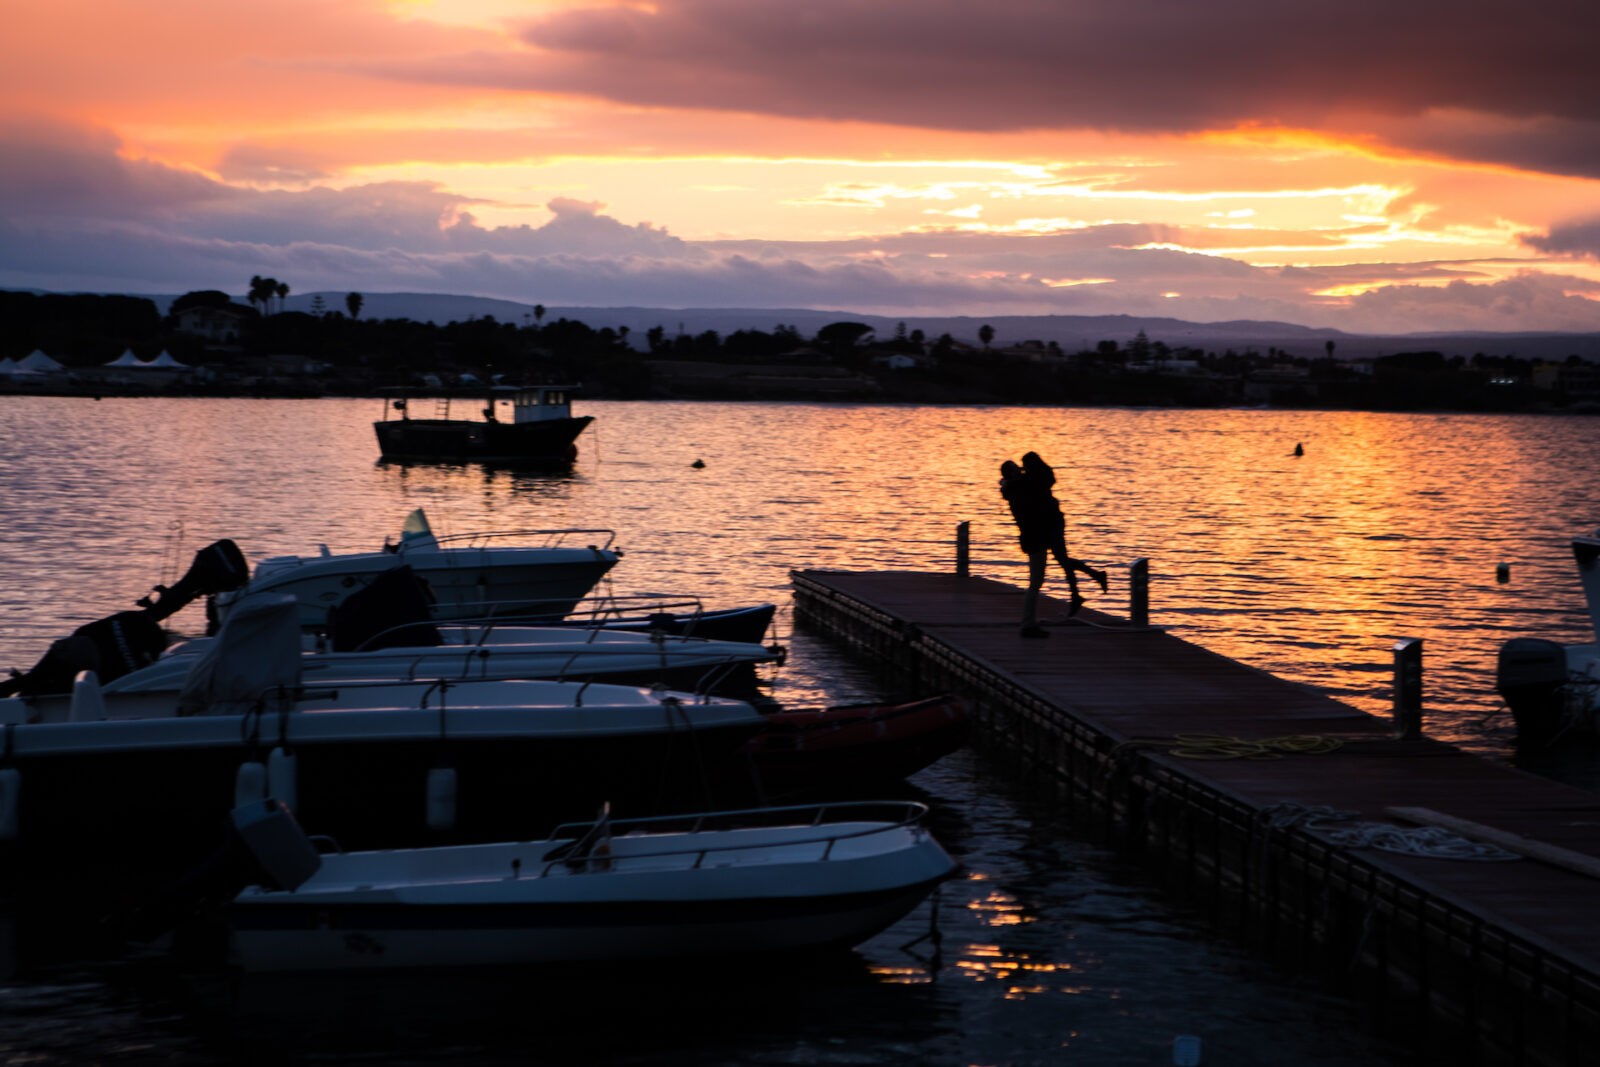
{"left": 742, "top": 694, "right": 971, "bottom": 795}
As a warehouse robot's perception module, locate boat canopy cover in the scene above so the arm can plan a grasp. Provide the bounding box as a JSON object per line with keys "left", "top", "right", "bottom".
{"left": 178, "top": 593, "right": 304, "bottom": 715}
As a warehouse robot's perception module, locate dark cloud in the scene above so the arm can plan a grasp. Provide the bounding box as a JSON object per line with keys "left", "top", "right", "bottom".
{"left": 378, "top": 0, "right": 1600, "bottom": 176}
{"left": 0, "top": 118, "right": 234, "bottom": 220}
{"left": 1524, "top": 219, "right": 1600, "bottom": 260}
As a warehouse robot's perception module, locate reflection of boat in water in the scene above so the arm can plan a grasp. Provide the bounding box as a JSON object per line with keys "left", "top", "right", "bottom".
{"left": 211, "top": 509, "right": 621, "bottom": 632}
{"left": 228, "top": 797, "right": 955, "bottom": 973}
{"left": 1497, "top": 528, "right": 1600, "bottom": 740}
{"left": 374, "top": 384, "right": 592, "bottom": 465}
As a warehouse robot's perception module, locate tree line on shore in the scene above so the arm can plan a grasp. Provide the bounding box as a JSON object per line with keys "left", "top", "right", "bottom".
{"left": 1, "top": 287, "right": 1594, "bottom": 412}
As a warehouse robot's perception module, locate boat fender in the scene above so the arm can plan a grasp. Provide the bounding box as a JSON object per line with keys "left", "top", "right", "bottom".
{"left": 267, "top": 746, "right": 298, "bottom": 813}
{"left": 235, "top": 759, "right": 267, "bottom": 808}
{"left": 0, "top": 767, "right": 20, "bottom": 841}
{"left": 426, "top": 766, "right": 458, "bottom": 831}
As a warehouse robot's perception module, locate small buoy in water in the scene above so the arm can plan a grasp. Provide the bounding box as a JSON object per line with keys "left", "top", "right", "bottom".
{"left": 268, "top": 746, "right": 298, "bottom": 813}
{"left": 426, "top": 766, "right": 458, "bottom": 831}
{"left": 235, "top": 760, "right": 267, "bottom": 808}
{"left": 0, "top": 767, "right": 21, "bottom": 841}
{"left": 1497, "top": 562, "right": 1511, "bottom": 583}
{"left": 691, "top": 458, "right": 705, "bottom": 469}
{"left": 1292, "top": 442, "right": 1304, "bottom": 457}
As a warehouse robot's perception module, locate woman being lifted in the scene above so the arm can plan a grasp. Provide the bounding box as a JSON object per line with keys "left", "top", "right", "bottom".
{"left": 999, "top": 450, "right": 1108, "bottom": 638}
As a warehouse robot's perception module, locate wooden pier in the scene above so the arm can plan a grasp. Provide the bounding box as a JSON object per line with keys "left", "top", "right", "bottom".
{"left": 792, "top": 567, "right": 1600, "bottom": 1067}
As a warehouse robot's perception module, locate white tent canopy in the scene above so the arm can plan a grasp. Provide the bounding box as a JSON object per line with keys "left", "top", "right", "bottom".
{"left": 146, "top": 350, "right": 188, "bottom": 369}
{"left": 0, "top": 357, "right": 17, "bottom": 376}
{"left": 17, "top": 349, "right": 65, "bottom": 373}
{"left": 105, "top": 349, "right": 146, "bottom": 368}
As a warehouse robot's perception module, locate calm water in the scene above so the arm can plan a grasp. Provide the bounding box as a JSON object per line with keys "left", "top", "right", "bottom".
{"left": 2, "top": 396, "right": 1596, "bottom": 1065}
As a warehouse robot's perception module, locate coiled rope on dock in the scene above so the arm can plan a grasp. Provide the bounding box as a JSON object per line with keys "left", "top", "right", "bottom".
{"left": 1114, "top": 733, "right": 1344, "bottom": 761}
{"left": 1258, "top": 802, "right": 1520, "bottom": 862}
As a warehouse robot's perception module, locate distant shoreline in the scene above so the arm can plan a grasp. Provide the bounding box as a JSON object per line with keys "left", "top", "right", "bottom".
{"left": 2, "top": 379, "right": 1595, "bottom": 416}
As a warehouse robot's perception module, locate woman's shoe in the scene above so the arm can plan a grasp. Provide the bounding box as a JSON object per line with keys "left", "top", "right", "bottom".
{"left": 1068, "top": 593, "right": 1087, "bottom": 616}
{"left": 1094, "top": 569, "right": 1108, "bottom": 593}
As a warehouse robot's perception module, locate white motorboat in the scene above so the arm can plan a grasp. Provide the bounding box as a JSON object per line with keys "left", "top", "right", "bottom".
{"left": 0, "top": 596, "right": 770, "bottom": 919}
{"left": 228, "top": 797, "right": 956, "bottom": 973}
{"left": 96, "top": 618, "right": 783, "bottom": 699}
{"left": 1497, "top": 528, "right": 1600, "bottom": 739}
{"left": 210, "top": 509, "right": 621, "bottom": 632}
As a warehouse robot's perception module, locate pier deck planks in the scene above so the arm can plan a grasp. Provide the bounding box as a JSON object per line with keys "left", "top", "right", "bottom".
{"left": 793, "top": 568, "right": 1600, "bottom": 1061}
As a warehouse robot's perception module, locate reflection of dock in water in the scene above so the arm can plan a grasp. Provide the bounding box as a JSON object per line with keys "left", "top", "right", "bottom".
{"left": 792, "top": 565, "right": 1600, "bottom": 1067}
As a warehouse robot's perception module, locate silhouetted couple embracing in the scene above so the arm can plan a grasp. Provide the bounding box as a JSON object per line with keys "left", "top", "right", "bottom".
{"left": 999, "top": 451, "right": 1107, "bottom": 639}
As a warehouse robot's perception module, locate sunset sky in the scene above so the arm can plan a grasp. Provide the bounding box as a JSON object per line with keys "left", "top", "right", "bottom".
{"left": 4, "top": 0, "right": 1600, "bottom": 335}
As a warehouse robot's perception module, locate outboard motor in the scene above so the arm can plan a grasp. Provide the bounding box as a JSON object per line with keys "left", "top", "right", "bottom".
{"left": 1497, "top": 637, "right": 1570, "bottom": 741}
{"left": 0, "top": 540, "right": 250, "bottom": 699}
{"left": 0, "top": 609, "right": 168, "bottom": 697}
{"left": 325, "top": 564, "right": 442, "bottom": 652}
{"left": 138, "top": 539, "right": 250, "bottom": 622}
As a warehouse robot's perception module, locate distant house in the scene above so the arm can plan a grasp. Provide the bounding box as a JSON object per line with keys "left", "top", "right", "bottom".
{"left": 174, "top": 304, "right": 252, "bottom": 344}
{"left": 1533, "top": 361, "right": 1600, "bottom": 401}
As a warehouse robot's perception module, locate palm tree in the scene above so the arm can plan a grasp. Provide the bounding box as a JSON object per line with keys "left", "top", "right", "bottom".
{"left": 275, "top": 281, "right": 289, "bottom": 314}
{"left": 533, "top": 304, "right": 546, "bottom": 325}
{"left": 346, "top": 292, "right": 364, "bottom": 320}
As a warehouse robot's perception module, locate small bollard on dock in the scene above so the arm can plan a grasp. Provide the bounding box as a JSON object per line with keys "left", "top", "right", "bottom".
{"left": 1393, "top": 637, "right": 1423, "bottom": 740}
{"left": 1129, "top": 557, "right": 1149, "bottom": 627}
{"left": 955, "top": 521, "right": 970, "bottom": 578}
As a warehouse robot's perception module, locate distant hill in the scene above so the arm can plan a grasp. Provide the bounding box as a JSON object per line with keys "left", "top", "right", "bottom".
{"left": 107, "top": 289, "right": 1600, "bottom": 363}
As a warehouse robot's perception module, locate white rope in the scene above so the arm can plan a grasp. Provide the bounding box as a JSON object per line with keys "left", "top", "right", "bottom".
{"left": 1257, "top": 803, "right": 1520, "bottom": 862}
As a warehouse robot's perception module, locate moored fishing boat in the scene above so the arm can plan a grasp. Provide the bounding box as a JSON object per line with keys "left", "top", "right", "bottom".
{"left": 374, "top": 384, "right": 592, "bottom": 465}
{"left": 227, "top": 797, "right": 956, "bottom": 972}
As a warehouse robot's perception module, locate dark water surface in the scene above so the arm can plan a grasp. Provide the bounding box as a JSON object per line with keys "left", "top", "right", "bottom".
{"left": 2, "top": 397, "right": 1596, "bottom": 1064}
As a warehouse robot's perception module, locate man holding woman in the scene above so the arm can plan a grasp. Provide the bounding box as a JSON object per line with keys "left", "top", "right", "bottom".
{"left": 999, "top": 450, "right": 1107, "bottom": 638}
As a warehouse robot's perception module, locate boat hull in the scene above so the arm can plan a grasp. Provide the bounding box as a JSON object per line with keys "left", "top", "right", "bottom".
{"left": 374, "top": 415, "right": 592, "bottom": 464}
{"left": 232, "top": 885, "right": 941, "bottom": 971}
{"left": 743, "top": 695, "right": 971, "bottom": 796}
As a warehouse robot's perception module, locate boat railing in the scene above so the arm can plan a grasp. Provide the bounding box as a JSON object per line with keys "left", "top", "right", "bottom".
{"left": 404, "top": 527, "right": 618, "bottom": 552}
{"left": 357, "top": 601, "right": 774, "bottom": 652}
{"left": 537, "top": 800, "right": 933, "bottom": 875}
{"left": 363, "top": 647, "right": 769, "bottom": 690}
{"left": 230, "top": 675, "right": 703, "bottom": 713}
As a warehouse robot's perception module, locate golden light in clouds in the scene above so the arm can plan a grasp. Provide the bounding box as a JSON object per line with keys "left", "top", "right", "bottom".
{"left": 3, "top": 1, "right": 1598, "bottom": 326}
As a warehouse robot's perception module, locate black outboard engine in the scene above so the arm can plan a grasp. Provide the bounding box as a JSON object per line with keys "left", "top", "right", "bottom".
{"left": 0, "top": 540, "right": 250, "bottom": 699}
{"left": 325, "top": 564, "right": 442, "bottom": 652}
{"left": 1497, "top": 637, "right": 1570, "bottom": 741}
{"left": 0, "top": 609, "right": 168, "bottom": 697}
{"left": 138, "top": 539, "right": 250, "bottom": 622}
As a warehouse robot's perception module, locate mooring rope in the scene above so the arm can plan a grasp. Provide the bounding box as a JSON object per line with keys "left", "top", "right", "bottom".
{"left": 1257, "top": 802, "right": 1519, "bottom": 862}
{"left": 1113, "top": 733, "right": 1344, "bottom": 761}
